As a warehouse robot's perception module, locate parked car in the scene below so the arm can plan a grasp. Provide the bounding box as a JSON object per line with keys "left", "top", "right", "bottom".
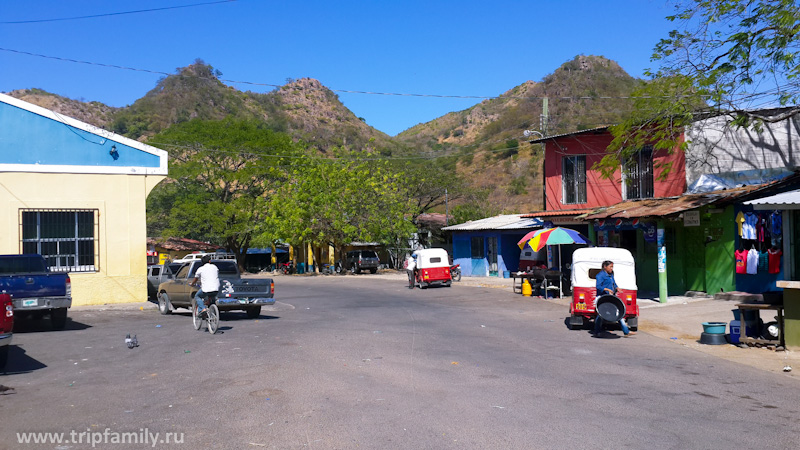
{"left": 173, "top": 252, "right": 236, "bottom": 264}
{"left": 0, "top": 254, "right": 72, "bottom": 329}
{"left": 156, "top": 259, "right": 274, "bottom": 318}
{"left": 346, "top": 250, "right": 380, "bottom": 274}
{"left": 0, "top": 292, "right": 13, "bottom": 369}
{"left": 147, "top": 263, "right": 183, "bottom": 299}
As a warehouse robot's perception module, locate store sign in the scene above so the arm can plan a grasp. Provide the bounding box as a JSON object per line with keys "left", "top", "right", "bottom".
{"left": 684, "top": 211, "right": 700, "bottom": 227}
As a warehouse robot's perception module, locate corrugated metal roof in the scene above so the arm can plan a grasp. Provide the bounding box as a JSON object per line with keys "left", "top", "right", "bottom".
{"left": 528, "top": 126, "right": 610, "bottom": 143}
{"left": 743, "top": 188, "right": 800, "bottom": 206}
{"left": 522, "top": 209, "right": 594, "bottom": 218}
{"left": 442, "top": 214, "right": 543, "bottom": 231}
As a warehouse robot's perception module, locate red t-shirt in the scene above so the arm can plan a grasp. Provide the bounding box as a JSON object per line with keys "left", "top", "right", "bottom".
{"left": 768, "top": 249, "right": 782, "bottom": 274}
{"left": 735, "top": 249, "right": 747, "bottom": 274}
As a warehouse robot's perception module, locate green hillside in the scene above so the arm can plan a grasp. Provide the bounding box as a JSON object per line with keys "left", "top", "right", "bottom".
{"left": 8, "top": 55, "right": 641, "bottom": 215}
{"left": 396, "top": 55, "right": 641, "bottom": 212}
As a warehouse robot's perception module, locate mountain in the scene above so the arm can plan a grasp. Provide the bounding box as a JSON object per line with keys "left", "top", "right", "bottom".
{"left": 9, "top": 61, "right": 403, "bottom": 154}
{"left": 396, "top": 55, "right": 641, "bottom": 211}
{"left": 7, "top": 88, "right": 119, "bottom": 129}
{"left": 6, "top": 55, "right": 640, "bottom": 213}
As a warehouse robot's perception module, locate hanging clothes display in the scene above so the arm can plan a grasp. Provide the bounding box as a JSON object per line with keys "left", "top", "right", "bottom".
{"left": 758, "top": 250, "right": 769, "bottom": 272}
{"left": 746, "top": 248, "right": 759, "bottom": 275}
{"left": 769, "top": 211, "right": 782, "bottom": 246}
{"left": 742, "top": 212, "right": 758, "bottom": 240}
{"left": 768, "top": 248, "right": 783, "bottom": 274}
{"left": 735, "top": 248, "right": 748, "bottom": 274}
{"left": 769, "top": 211, "right": 782, "bottom": 235}
{"left": 736, "top": 211, "right": 746, "bottom": 237}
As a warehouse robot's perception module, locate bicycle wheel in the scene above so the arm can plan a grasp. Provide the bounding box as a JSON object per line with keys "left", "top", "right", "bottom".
{"left": 191, "top": 299, "right": 202, "bottom": 330}
{"left": 206, "top": 304, "right": 219, "bottom": 335}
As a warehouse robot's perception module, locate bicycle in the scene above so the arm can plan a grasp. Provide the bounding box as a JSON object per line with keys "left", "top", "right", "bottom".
{"left": 191, "top": 291, "right": 220, "bottom": 334}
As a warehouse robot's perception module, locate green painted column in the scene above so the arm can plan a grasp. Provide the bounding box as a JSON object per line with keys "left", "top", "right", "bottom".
{"left": 657, "top": 221, "right": 668, "bottom": 303}
{"left": 778, "top": 281, "right": 800, "bottom": 349}
{"left": 588, "top": 222, "right": 597, "bottom": 245}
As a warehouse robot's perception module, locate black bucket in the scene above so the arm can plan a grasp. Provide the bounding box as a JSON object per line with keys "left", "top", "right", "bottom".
{"left": 596, "top": 295, "right": 626, "bottom": 322}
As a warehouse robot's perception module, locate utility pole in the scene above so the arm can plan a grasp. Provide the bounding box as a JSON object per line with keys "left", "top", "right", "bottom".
{"left": 445, "top": 188, "right": 448, "bottom": 226}
{"left": 540, "top": 97, "right": 549, "bottom": 136}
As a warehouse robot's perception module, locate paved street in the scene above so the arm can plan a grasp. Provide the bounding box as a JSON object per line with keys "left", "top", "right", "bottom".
{"left": 2, "top": 275, "right": 799, "bottom": 449}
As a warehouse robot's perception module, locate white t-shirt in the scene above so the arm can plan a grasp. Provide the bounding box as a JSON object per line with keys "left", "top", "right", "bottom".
{"left": 195, "top": 263, "right": 220, "bottom": 292}
{"left": 406, "top": 257, "right": 416, "bottom": 271}
{"left": 746, "top": 248, "right": 759, "bottom": 275}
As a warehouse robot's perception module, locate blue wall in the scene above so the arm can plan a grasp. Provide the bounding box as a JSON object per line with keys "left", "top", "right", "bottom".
{"left": 0, "top": 102, "right": 160, "bottom": 168}
{"left": 452, "top": 230, "right": 529, "bottom": 277}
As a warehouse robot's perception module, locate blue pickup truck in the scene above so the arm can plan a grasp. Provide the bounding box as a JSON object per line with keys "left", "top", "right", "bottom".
{"left": 0, "top": 254, "right": 72, "bottom": 330}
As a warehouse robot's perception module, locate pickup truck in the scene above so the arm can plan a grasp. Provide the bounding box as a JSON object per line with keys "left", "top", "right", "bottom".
{"left": 156, "top": 259, "right": 274, "bottom": 318}
{"left": 0, "top": 254, "right": 72, "bottom": 330}
{"left": 0, "top": 293, "right": 12, "bottom": 369}
{"left": 147, "top": 263, "right": 183, "bottom": 299}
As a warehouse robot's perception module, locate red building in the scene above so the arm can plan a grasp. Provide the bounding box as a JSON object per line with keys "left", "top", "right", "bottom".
{"left": 531, "top": 127, "right": 686, "bottom": 210}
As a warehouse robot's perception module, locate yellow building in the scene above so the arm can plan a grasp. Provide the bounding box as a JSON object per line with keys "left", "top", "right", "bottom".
{"left": 0, "top": 93, "right": 167, "bottom": 305}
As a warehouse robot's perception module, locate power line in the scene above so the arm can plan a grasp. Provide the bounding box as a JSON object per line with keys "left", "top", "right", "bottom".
{"left": 0, "top": 0, "right": 236, "bottom": 25}
{"left": 0, "top": 47, "right": 716, "bottom": 101}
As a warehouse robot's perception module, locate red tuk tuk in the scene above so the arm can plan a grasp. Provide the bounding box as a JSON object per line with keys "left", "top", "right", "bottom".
{"left": 568, "top": 247, "right": 638, "bottom": 331}
{"left": 413, "top": 248, "right": 452, "bottom": 288}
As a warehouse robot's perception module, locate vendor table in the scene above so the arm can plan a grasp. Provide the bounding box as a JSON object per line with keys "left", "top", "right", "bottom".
{"left": 512, "top": 271, "right": 562, "bottom": 297}
{"left": 512, "top": 273, "right": 540, "bottom": 294}
{"left": 735, "top": 302, "right": 785, "bottom": 347}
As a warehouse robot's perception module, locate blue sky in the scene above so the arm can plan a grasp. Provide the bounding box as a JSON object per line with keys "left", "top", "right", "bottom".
{"left": 0, "top": 0, "right": 678, "bottom": 136}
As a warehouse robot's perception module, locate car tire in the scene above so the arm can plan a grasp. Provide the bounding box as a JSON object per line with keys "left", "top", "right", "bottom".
{"left": 0, "top": 346, "right": 8, "bottom": 369}
{"left": 246, "top": 306, "right": 261, "bottom": 319}
{"left": 51, "top": 308, "right": 68, "bottom": 330}
{"left": 370, "top": 268, "right": 377, "bottom": 274}
{"left": 157, "top": 292, "right": 172, "bottom": 315}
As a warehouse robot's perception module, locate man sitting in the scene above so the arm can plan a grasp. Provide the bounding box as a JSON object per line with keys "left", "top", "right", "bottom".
{"left": 191, "top": 255, "right": 220, "bottom": 315}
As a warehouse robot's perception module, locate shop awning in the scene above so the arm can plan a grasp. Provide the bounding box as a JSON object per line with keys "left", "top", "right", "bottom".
{"left": 743, "top": 188, "right": 800, "bottom": 210}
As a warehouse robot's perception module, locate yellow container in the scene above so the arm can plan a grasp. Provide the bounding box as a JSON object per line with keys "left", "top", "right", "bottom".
{"left": 522, "top": 278, "right": 532, "bottom": 297}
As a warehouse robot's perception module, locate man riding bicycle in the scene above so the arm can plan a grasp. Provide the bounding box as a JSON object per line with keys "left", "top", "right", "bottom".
{"left": 191, "top": 255, "right": 220, "bottom": 315}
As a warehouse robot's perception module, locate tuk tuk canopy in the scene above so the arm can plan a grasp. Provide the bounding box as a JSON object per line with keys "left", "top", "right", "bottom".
{"left": 571, "top": 247, "right": 637, "bottom": 291}
{"left": 412, "top": 248, "right": 450, "bottom": 269}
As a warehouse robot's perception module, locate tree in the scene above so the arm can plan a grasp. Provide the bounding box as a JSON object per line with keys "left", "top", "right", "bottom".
{"left": 146, "top": 118, "right": 304, "bottom": 268}
{"left": 269, "top": 146, "right": 415, "bottom": 270}
{"left": 599, "top": 0, "right": 800, "bottom": 178}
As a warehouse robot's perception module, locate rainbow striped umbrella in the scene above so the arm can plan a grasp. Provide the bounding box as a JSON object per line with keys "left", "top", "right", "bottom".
{"left": 518, "top": 227, "right": 590, "bottom": 252}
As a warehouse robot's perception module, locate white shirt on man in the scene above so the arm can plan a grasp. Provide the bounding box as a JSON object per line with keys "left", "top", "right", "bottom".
{"left": 406, "top": 257, "right": 416, "bottom": 271}
{"left": 195, "top": 263, "right": 220, "bottom": 292}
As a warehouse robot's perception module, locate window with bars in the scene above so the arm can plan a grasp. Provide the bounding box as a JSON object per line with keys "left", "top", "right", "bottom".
{"left": 20, "top": 209, "right": 99, "bottom": 272}
{"left": 562, "top": 155, "right": 587, "bottom": 204}
{"left": 624, "top": 146, "right": 654, "bottom": 199}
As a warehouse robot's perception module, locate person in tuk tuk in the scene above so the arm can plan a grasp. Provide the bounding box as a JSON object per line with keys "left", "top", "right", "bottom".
{"left": 593, "top": 260, "right": 635, "bottom": 337}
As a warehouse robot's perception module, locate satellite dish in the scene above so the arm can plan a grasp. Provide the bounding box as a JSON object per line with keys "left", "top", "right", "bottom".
{"left": 523, "top": 130, "right": 532, "bottom": 137}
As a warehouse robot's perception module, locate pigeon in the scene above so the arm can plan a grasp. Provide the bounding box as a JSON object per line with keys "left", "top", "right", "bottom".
{"left": 125, "top": 334, "right": 138, "bottom": 349}
{"left": 0, "top": 385, "right": 15, "bottom": 394}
